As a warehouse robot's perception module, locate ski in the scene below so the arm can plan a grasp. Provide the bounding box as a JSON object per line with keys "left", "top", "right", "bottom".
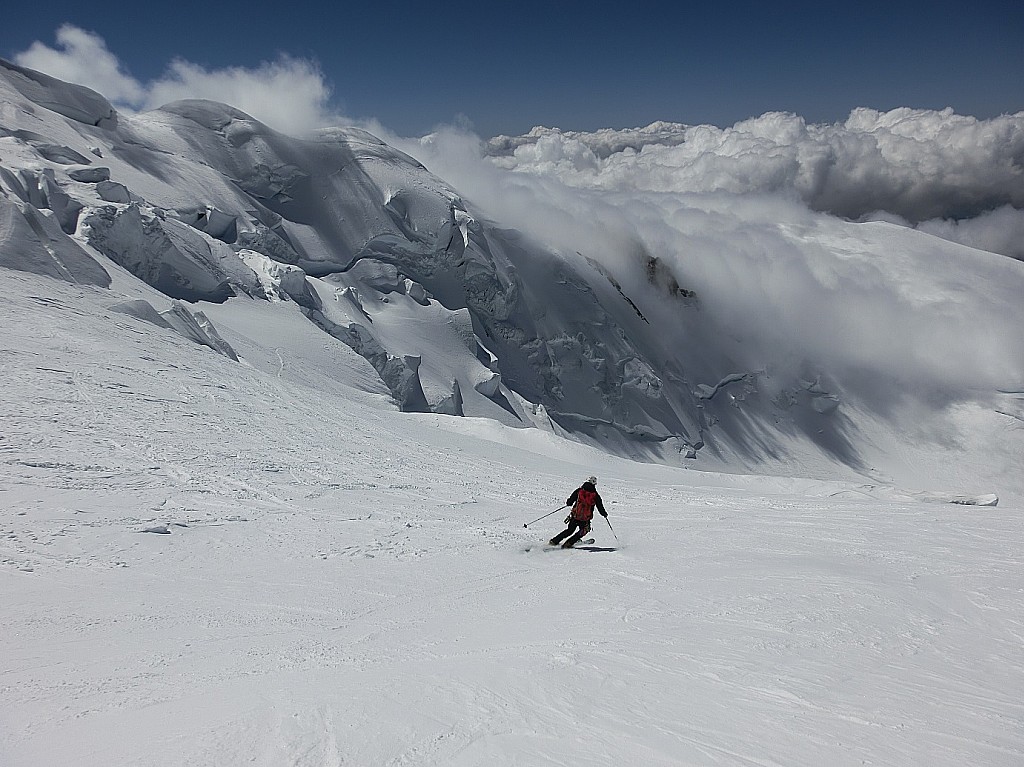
{"left": 522, "top": 538, "right": 596, "bottom": 552}
{"left": 567, "top": 538, "right": 596, "bottom": 547}
{"left": 520, "top": 536, "right": 598, "bottom": 548}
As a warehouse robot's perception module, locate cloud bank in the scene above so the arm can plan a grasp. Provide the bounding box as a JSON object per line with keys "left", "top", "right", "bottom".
{"left": 488, "top": 109, "right": 1024, "bottom": 222}
{"left": 14, "top": 25, "right": 346, "bottom": 136}
{"left": 913, "top": 205, "right": 1024, "bottom": 260}
{"left": 483, "top": 110, "right": 1024, "bottom": 260}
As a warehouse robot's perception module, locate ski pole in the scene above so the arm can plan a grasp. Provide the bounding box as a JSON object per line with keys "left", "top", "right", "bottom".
{"left": 603, "top": 515, "right": 620, "bottom": 543}
{"left": 523, "top": 505, "right": 567, "bottom": 528}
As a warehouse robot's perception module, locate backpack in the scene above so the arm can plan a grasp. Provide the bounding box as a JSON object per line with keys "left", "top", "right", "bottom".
{"left": 571, "top": 487, "right": 598, "bottom": 521}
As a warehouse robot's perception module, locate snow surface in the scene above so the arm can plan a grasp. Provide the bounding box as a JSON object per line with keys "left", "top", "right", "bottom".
{"left": 2, "top": 271, "right": 1024, "bottom": 766}
{"left": 2, "top": 59, "right": 1024, "bottom": 765}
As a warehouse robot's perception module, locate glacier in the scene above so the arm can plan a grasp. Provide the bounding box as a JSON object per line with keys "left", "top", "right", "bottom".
{"left": 4, "top": 56, "right": 1022, "bottom": 496}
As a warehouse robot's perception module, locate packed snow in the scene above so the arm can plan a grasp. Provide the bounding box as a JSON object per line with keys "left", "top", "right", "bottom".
{"left": 3, "top": 270, "right": 1023, "bottom": 766}
{"left": 2, "top": 57, "right": 1024, "bottom": 766}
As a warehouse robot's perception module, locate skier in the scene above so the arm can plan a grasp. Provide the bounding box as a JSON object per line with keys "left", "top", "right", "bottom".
{"left": 549, "top": 476, "right": 607, "bottom": 548}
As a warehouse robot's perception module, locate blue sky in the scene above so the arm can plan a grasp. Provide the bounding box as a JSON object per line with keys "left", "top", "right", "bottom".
{"left": 5, "top": 0, "right": 1023, "bottom": 137}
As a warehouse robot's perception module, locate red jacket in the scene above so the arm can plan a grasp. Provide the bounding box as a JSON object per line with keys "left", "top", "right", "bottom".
{"left": 567, "top": 482, "right": 605, "bottom": 521}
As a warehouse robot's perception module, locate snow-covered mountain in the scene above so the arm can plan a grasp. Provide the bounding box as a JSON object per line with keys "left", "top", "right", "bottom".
{"left": 2, "top": 57, "right": 1022, "bottom": 503}
{"left": 4, "top": 59, "right": 1024, "bottom": 766}
{"left": 0, "top": 57, "right": 710, "bottom": 449}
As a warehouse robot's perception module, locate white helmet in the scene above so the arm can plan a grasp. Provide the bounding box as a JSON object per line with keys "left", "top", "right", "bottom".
{"left": 586, "top": 475, "right": 598, "bottom": 485}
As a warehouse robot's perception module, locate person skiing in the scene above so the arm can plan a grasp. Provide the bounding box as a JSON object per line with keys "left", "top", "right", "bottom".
{"left": 549, "top": 475, "right": 607, "bottom": 548}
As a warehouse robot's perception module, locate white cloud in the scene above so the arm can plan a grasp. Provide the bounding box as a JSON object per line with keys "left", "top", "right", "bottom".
{"left": 14, "top": 24, "right": 146, "bottom": 104}
{"left": 488, "top": 122, "right": 689, "bottom": 160}
{"left": 478, "top": 108, "right": 1024, "bottom": 262}
{"left": 142, "top": 56, "right": 344, "bottom": 136}
{"left": 915, "top": 205, "right": 1024, "bottom": 260}
{"left": 489, "top": 108, "right": 1024, "bottom": 225}
{"left": 14, "top": 26, "right": 348, "bottom": 136}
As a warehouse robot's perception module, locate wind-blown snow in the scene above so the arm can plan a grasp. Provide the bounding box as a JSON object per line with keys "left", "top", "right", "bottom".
{"left": 0, "top": 65, "right": 718, "bottom": 457}
{"left": 13, "top": 25, "right": 146, "bottom": 106}
{"left": 913, "top": 204, "right": 1024, "bottom": 261}
{"left": 3, "top": 51, "right": 1022, "bottom": 488}
{"left": 13, "top": 25, "right": 346, "bottom": 136}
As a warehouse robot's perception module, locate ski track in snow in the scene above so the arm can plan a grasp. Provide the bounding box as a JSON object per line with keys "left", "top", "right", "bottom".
{"left": 2, "top": 273, "right": 1024, "bottom": 766}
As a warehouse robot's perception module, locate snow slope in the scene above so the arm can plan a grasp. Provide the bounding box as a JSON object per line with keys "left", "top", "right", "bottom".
{"left": 2, "top": 59, "right": 1024, "bottom": 766}
{"left": 2, "top": 271, "right": 1023, "bottom": 766}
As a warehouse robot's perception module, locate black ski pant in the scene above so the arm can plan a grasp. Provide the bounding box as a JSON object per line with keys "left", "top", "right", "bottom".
{"left": 550, "top": 518, "right": 591, "bottom": 547}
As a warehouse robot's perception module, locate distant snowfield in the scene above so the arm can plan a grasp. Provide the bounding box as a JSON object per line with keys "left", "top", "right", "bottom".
{"left": 3, "top": 271, "right": 1023, "bottom": 766}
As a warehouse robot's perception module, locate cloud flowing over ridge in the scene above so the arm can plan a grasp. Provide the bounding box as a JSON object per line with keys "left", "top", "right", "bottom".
{"left": 14, "top": 25, "right": 346, "bottom": 135}
{"left": 401, "top": 123, "right": 1024, "bottom": 410}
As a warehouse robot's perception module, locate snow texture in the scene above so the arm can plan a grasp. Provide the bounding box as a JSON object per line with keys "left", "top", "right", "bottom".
{"left": 1, "top": 272, "right": 1023, "bottom": 767}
